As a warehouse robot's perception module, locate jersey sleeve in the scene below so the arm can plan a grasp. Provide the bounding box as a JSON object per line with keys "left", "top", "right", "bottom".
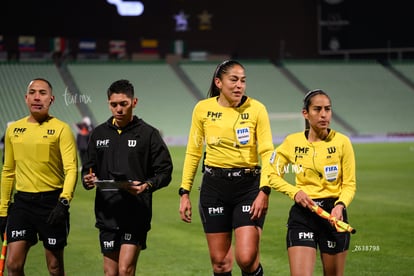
{"left": 335, "top": 136, "right": 356, "bottom": 207}
{"left": 0, "top": 126, "right": 15, "bottom": 216}
{"left": 59, "top": 123, "right": 79, "bottom": 201}
{"left": 255, "top": 103, "right": 276, "bottom": 188}
{"left": 180, "top": 103, "right": 204, "bottom": 192}
{"left": 147, "top": 129, "right": 173, "bottom": 191}
{"left": 268, "top": 138, "right": 301, "bottom": 200}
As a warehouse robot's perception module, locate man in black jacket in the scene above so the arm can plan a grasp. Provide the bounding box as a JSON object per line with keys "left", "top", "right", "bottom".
{"left": 82, "top": 79, "right": 173, "bottom": 276}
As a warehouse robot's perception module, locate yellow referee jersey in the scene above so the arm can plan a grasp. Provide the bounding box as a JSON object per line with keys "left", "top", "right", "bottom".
{"left": 181, "top": 96, "right": 274, "bottom": 192}
{"left": 268, "top": 129, "right": 356, "bottom": 207}
{"left": 0, "top": 116, "right": 78, "bottom": 216}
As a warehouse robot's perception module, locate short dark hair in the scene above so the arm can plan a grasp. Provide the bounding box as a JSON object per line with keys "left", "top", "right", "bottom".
{"left": 107, "top": 79, "right": 134, "bottom": 99}
{"left": 31, "top": 78, "right": 53, "bottom": 92}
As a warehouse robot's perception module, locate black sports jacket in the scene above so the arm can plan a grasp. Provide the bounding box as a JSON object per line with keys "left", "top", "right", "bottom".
{"left": 82, "top": 116, "right": 173, "bottom": 232}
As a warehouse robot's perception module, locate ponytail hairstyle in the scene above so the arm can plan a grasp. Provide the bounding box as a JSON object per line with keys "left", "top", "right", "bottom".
{"left": 207, "top": 60, "right": 244, "bottom": 98}
{"left": 302, "top": 89, "right": 331, "bottom": 129}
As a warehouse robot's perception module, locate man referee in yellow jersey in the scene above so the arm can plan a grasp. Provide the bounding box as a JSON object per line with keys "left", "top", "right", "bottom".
{"left": 0, "top": 78, "right": 78, "bottom": 275}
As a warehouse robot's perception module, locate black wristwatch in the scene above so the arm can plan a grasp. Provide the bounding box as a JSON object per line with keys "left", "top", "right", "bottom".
{"left": 145, "top": 180, "right": 153, "bottom": 191}
{"left": 178, "top": 187, "right": 190, "bottom": 196}
{"left": 60, "top": 198, "right": 70, "bottom": 207}
{"left": 335, "top": 201, "right": 346, "bottom": 209}
{"left": 259, "top": 186, "right": 271, "bottom": 195}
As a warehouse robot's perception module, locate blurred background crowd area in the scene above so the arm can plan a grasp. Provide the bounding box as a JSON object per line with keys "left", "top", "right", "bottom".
{"left": 1, "top": 0, "right": 414, "bottom": 62}
{"left": 0, "top": 0, "right": 413, "bottom": 145}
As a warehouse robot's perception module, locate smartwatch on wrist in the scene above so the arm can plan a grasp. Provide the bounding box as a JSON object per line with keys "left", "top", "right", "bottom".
{"left": 178, "top": 187, "right": 190, "bottom": 196}
{"left": 259, "top": 186, "right": 271, "bottom": 195}
{"left": 60, "top": 198, "right": 69, "bottom": 207}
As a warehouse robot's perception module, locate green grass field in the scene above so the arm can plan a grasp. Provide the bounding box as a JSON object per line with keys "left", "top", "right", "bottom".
{"left": 1, "top": 142, "right": 414, "bottom": 275}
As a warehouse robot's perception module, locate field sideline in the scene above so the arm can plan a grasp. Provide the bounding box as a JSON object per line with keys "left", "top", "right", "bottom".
{"left": 0, "top": 142, "right": 413, "bottom": 275}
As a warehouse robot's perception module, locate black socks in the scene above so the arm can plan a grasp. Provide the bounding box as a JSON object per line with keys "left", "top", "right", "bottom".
{"left": 241, "top": 263, "right": 263, "bottom": 276}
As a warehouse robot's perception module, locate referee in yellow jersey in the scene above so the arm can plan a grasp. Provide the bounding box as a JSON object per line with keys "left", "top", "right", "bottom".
{"left": 268, "top": 89, "right": 356, "bottom": 276}
{"left": 0, "top": 78, "right": 78, "bottom": 275}
{"left": 179, "top": 60, "right": 274, "bottom": 276}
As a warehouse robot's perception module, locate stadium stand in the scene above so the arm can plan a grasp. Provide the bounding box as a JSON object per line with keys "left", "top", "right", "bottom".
{"left": 282, "top": 60, "right": 414, "bottom": 136}
{"left": 391, "top": 62, "right": 414, "bottom": 85}
{"left": 1, "top": 60, "right": 413, "bottom": 145}
{"left": 66, "top": 61, "right": 198, "bottom": 143}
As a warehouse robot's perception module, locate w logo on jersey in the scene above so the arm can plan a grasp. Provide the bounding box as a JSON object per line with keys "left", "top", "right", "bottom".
{"left": 240, "top": 113, "right": 249, "bottom": 120}
{"left": 327, "top": 147, "right": 336, "bottom": 154}
{"left": 128, "top": 140, "right": 137, "bottom": 147}
{"left": 47, "top": 129, "right": 55, "bottom": 135}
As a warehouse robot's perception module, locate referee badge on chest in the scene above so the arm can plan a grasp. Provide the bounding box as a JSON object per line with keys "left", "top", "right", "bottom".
{"left": 324, "top": 164, "right": 338, "bottom": 182}
{"left": 236, "top": 127, "right": 250, "bottom": 145}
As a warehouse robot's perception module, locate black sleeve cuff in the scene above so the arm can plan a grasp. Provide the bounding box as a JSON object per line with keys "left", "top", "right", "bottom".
{"left": 178, "top": 187, "right": 190, "bottom": 196}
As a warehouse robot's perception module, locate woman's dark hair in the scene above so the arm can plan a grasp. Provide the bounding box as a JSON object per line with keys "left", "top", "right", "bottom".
{"left": 302, "top": 89, "right": 331, "bottom": 129}
{"left": 207, "top": 60, "right": 244, "bottom": 97}
{"left": 107, "top": 79, "right": 134, "bottom": 99}
{"left": 303, "top": 89, "right": 330, "bottom": 111}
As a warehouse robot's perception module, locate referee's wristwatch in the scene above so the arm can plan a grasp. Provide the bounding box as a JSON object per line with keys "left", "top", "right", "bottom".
{"left": 259, "top": 186, "right": 271, "bottom": 195}
{"left": 60, "top": 198, "right": 70, "bottom": 207}
{"left": 178, "top": 187, "right": 190, "bottom": 196}
{"left": 335, "top": 201, "right": 346, "bottom": 209}
{"left": 145, "top": 180, "right": 154, "bottom": 191}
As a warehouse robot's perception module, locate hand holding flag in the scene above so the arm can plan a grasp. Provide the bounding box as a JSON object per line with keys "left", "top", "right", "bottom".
{"left": 311, "top": 204, "right": 356, "bottom": 234}
{"left": 0, "top": 232, "right": 7, "bottom": 275}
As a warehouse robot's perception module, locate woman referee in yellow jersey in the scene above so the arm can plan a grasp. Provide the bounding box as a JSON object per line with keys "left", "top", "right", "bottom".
{"left": 268, "top": 89, "right": 356, "bottom": 276}
{"left": 178, "top": 60, "right": 274, "bottom": 276}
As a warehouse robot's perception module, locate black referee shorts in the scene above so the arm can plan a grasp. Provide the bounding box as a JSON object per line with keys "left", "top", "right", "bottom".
{"left": 198, "top": 169, "right": 265, "bottom": 233}
{"left": 7, "top": 190, "right": 69, "bottom": 250}
{"left": 286, "top": 198, "right": 350, "bottom": 254}
{"left": 99, "top": 228, "right": 148, "bottom": 253}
